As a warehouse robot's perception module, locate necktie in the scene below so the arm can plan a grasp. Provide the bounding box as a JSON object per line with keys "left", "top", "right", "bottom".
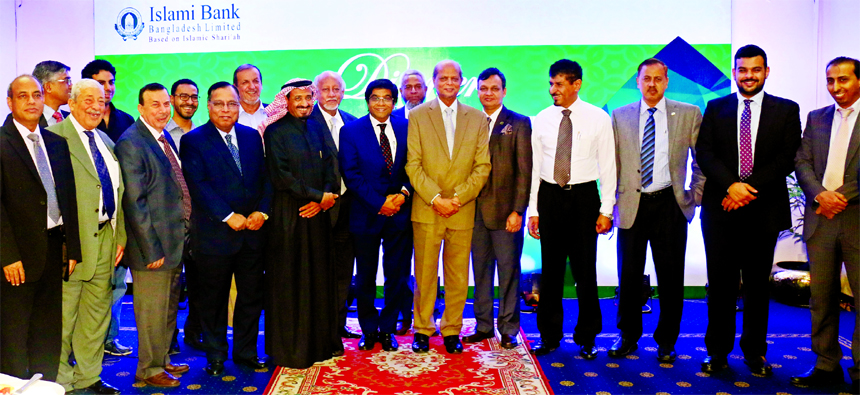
{"left": 641, "top": 107, "right": 657, "bottom": 188}
{"left": 443, "top": 107, "right": 454, "bottom": 157}
{"left": 52, "top": 111, "right": 63, "bottom": 123}
{"left": 27, "top": 133, "right": 61, "bottom": 223}
{"left": 84, "top": 131, "right": 115, "bottom": 218}
{"left": 487, "top": 116, "right": 493, "bottom": 138}
{"left": 739, "top": 99, "right": 754, "bottom": 180}
{"left": 379, "top": 124, "right": 393, "bottom": 173}
{"left": 225, "top": 133, "right": 242, "bottom": 176}
{"left": 823, "top": 107, "right": 855, "bottom": 190}
{"left": 331, "top": 116, "right": 341, "bottom": 149}
{"left": 554, "top": 109, "right": 573, "bottom": 186}
{"left": 158, "top": 135, "right": 191, "bottom": 220}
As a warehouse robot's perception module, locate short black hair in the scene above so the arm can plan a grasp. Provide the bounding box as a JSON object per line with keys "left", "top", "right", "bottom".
{"left": 637, "top": 58, "right": 668, "bottom": 77}
{"left": 477, "top": 67, "right": 506, "bottom": 89}
{"left": 549, "top": 59, "right": 583, "bottom": 84}
{"left": 82, "top": 59, "right": 117, "bottom": 79}
{"left": 734, "top": 45, "right": 768, "bottom": 68}
{"left": 233, "top": 64, "right": 262, "bottom": 86}
{"left": 827, "top": 56, "right": 860, "bottom": 79}
{"left": 138, "top": 82, "right": 167, "bottom": 105}
{"left": 208, "top": 81, "right": 239, "bottom": 99}
{"left": 364, "top": 79, "right": 398, "bottom": 105}
{"left": 171, "top": 79, "right": 198, "bottom": 96}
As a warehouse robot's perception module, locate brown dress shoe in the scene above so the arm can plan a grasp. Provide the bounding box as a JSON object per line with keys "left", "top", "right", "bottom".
{"left": 500, "top": 334, "right": 519, "bottom": 349}
{"left": 137, "top": 372, "right": 180, "bottom": 388}
{"left": 165, "top": 363, "right": 190, "bottom": 376}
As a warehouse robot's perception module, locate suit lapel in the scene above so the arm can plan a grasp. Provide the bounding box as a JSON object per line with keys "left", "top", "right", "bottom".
{"left": 58, "top": 121, "right": 100, "bottom": 181}
{"left": 755, "top": 94, "right": 776, "bottom": 158}
{"left": 451, "top": 102, "right": 469, "bottom": 161}
{"left": 393, "top": 118, "right": 408, "bottom": 168}
{"left": 206, "top": 123, "right": 242, "bottom": 178}
{"left": 427, "top": 100, "right": 450, "bottom": 161}
{"left": 3, "top": 120, "right": 42, "bottom": 183}
{"left": 138, "top": 120, "right": 181, "bottom": 188}
{"left": 489, "top": 107, "right": 508, "bottom": 152}
{"left": 846, "top": 108, "right": 860, "bottom": 172}
{"left": 666, "top": 101, "right": 679, "bottom": 168}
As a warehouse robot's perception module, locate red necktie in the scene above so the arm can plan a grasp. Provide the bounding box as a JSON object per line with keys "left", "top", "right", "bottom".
{"left": 52, "top": 111, "right": 63, "bottom": 123}
{"left": 379, "top": 123, "right": 393, "bottom": 173}
{"left": 158, "top": 135, "right": 191, "bottom": 220}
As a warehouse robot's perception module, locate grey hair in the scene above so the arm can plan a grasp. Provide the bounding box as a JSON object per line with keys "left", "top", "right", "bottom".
{"left": 313, "top": 71, "right": 346, "bottom": 91}
{"left": 32, "top": 61, "right": 70, "bottom": 87}
{"left": 7, "top": 74, "right": 43, "bottom": 98}
{"left": 70, "top": 79, "right": 104, "bottom": 101}
{"left": 400, "top": 69, "right": 426, "bottom": 88}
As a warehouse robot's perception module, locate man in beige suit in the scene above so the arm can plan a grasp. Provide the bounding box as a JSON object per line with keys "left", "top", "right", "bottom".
{"left": 406, "top": 60, "right": 490, "bottom": 354}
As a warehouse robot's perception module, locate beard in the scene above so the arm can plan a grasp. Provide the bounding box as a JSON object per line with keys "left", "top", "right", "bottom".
{"left": 405, "top": 99, "right": 425, "bottom": 110}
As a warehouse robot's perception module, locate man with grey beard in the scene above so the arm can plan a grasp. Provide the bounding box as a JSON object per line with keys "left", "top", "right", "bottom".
{"left": 393, "top": 69, "right": 427, "bottom": 120}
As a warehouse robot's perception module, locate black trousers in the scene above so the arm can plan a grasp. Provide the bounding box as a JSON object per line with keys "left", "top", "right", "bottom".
{"left": 701, "top": 207, "right": 778, "bottom": 358}
{"left": 333, "top": 191, "right": 356, "bottom": 329}
{"left": 0, "top": 229, "right": 64, "bottom": 380}
{"left": 195, "top": 241, "right": 264, "bottom": 362}
{"left": 536, "top": 180, "right": 601, "bottom": 346}
{"left": 354, "top": 224, "right": 413, "bottom": 335}
{"left": 471, "top": 208, "right": 523, "bottom": 336}
{"left": 182, "top": 233, "right": 202, "bottom": 337}
{"left": 616, "top": 188, "right": 687, "bottom": 347}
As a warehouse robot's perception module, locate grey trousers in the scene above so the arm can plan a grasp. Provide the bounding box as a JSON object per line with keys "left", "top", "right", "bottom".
{"left": 470, "top": 208, "right": 522, "bottom": 336}
{"left": 131, "top": 266, "right": 181, "bottom": 379}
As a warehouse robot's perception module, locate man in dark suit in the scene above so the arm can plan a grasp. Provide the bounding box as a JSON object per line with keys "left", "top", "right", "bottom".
{"left": 1, "top": 74, "right": 81, "bottom": 381}
{"left": 82, "top": 60, "right": 134, "bottom": 143}
{"left": 339, "top": 79, "right": 413, "bottom": 352}
{"left": 792, "top": 56, "right": 859, "bottom": 393}
{"left": 180, "top": 82, "right": 271, "bottom": 375}
{"left": 392, "top": 69, "right": 428, "bottom": 121}
{"left": 310, "top": 71, "right": 361, "bottom": 339}
{"left": 463, "top": 68, "right": 531, "bottom": 349}
{"left": 696, "top": 45, "right": 801, "bottom": 376}
{"left": 609, "top": 58, "right": 704, "bottom": 362}
{"left": 115, "top": 83, "right": 191, "bottom": 388}
{"left": 32, "top": 61, "right": 71, "bottom": 127}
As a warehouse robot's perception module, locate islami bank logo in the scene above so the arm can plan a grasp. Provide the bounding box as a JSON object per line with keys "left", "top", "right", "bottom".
{"left": 115, "top": 7, "right": 145, "bottom": 41}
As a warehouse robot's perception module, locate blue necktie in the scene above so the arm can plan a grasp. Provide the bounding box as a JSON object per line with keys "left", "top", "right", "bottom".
{"left": 640, "top": 107, "right": 657, "bottom": 188}
{"left": 225, "top": 133, "right": 242, "bottom": 175}
{"left": 27, "top": 133, "right": 61, "bottom": 222}
{"left": 84, "top": 131, "right": 115, "bottom": 218}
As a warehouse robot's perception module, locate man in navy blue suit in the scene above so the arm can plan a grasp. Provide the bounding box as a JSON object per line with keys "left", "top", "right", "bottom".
{"left": 179, "top": 82, "right": 271, "bottom": 376}
{"left": 339, "top": 79, "right": 413, "bottom": 351}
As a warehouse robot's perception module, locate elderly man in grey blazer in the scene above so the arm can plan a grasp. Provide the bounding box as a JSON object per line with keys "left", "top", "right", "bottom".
{"left": 609, "top": 58, "right": 704, "bottom": 362}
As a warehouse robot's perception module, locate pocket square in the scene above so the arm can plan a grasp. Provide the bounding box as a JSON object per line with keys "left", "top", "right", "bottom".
{"left": 501, "top": 124, "right": 514, "bottom": 135}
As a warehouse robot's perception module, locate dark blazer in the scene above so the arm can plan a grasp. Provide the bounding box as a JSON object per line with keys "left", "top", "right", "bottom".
{"left": 795, "top": 104, "right": 859, "bottom": 240}
{"left": 115, "top": 119, "right": 187, "bottom": 271}
{"left": 1, "top": 116, "right": 82, "bottom": 280}
{"left": 392, "top": 106, "right": 406, "bottom": 119}
{"left": 476, "top": 106, "right": 532, "bottom": 230}
{"left": 339, "top": 114, "right": 413, "bottom": 235}
{"left": 99, "top": 103, "right": 136, "bottom": 143}
{"left": 180, "top": 121, "right": 272, "bottom": 255}
{"left": 308, "top": 105, "right": 357, "bottom": 225}
{"left": 696, "top": 93, "right": 802, "bottom": 232}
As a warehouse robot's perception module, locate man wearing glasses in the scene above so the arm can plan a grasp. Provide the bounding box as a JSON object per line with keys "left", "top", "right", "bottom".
{"left": 32, "top": 60, "right": 72, "bottom": 127}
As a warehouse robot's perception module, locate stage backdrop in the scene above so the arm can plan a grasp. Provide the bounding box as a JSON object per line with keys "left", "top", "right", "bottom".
{"left": 94, "top": 0, "right": 732, "bottom": 290}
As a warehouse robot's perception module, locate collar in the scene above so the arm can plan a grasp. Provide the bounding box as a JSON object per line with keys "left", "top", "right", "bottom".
{"left": 639, "top": 97, "right": 667, "bottom": 115}
{"left": 737, "top": 90, "right": 765, "bottom": 105}
{"left": 837, "top": 97, "right": 860, "bottom": 113}
{"left": 217, "top": 125, "right": 237, "bottom": 138}
{"left": 239, "top": 101, "right": 264, "bottom": 115}
{"left": 166, "top": 118, "right": 195, "bottom": 132}
{"left": 318, "top": 104, "right": 342, "bottom": 124}
{"left": 68, "top": 114, "right": 88, "bottom": 134}
{"left": 372, "top": 116, "right": 390, "bottom": 131}
{"left": 439, "top": 98, "right": 458, "bottom": 111}
{"left": 141, "top": 118, "right": 165, "bottom": 141}
{"left": 13, "top": 118, "right": 40, "bottom": 136}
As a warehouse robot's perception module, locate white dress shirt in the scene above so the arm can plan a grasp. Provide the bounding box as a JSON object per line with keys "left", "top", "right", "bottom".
{"left": 14, "top": 119, "right": 62, "bottom": 228}
{"left": 142, "top": 119, "right": 181, "bottom": 167}
{"left": 403, "top": 106, "right": 411, "bottom": 119}
{"left": 830, "top": 97, "right": 859, "bottom": 152}
{"left": 639, "top": 98, "right": 671, "bottom": 192}
{"left": 70, "top": 115, "right": 120, "bottom": 222}
{"left": 372, "top": 117, "right": 395, "bottom": 154}
{"left": 320, "top": 104, "right": 348, "bottom": 194}
{"left": 527, "top": 98, "right": 617, "bottom": 218}
{"left": 439, "top": 99, "right": 458, "bottom": 159}
{"left": 485, "top": 107, "right": 501, "bottom": 139}
{"left": 42, "top": 105, "right": 62, "bottom": 127}
{"left": 238, "top": 102, "right": 267, "bottom": 130}
{"left": 736, "top": 90, "right": 765, "bottom": 174}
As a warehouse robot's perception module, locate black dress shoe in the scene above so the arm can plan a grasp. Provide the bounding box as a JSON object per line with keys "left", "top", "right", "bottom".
{"left": 657, "top": 346, "right": 677, "bottom": 363}
{"left": 579, "top": 344, "right": 598, "bottom": 360}
{"left": 358, "top": 334, "right": 378, "bottom": 351}
{"left": 84, "top": 380, "right": 120, "bottom": 395}
{"left": 332, "top": 345, "right": 345, "bottom": 357}
{"left": 234, "top": 357, "right": 266, "bottom": 370}
{"left": 607, "top": 337, "right": 637, "bottom": 358}
{"left": 379, "top": 333, "right": 399, "bottom": 352}
{"left": 529, "top": 341, "right": 559, "bottom": 356}
{"left": 412, "top": 333, "right": 430, "bottom": 353}
{"left": 205, "top": 360, "right": 224, "bottom": 376}
{"left": 744, "top": 356, "right": 773, "bottom": 376}
{"left": 701, "top": 355, "right": 728, "bottom": 373}
{"left": 443, "top": 335, "right": 463, "bottom": 354}
{"left": 790, "top": 367, "right": 843, "bottom": 387}
{"left": 339, "top": 327, "right": 362, "bottom": 339}
{"left": 395, "top": 320, "right": 411, "bottom": 336}
{"left": 500, "top": 334, "right": 519, "bottom": 349}
{"left": 462, "top": 330, "right": 494, "bottom": 344}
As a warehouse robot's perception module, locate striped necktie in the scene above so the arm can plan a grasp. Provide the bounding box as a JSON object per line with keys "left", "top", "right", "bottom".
{"left": 641, "top": 107, "right": 657, "bottom": 188}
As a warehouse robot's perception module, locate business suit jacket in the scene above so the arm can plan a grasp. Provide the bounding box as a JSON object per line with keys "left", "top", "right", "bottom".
{"left": 612, "top": 99, "right": 705, "bottom": 229}
{"left": 392, "top": 106, "right": 407, "bottom": 119}
{"left": 339, "top": 114, "right": 413, "bottom": 235}
{"left": 114, "top": 119, "right": 187, "bottom": 271}
{"left": 476, "top": 106, "right": 532, "bottom": 230}
{"left": 696, "top": 93, "right": 802, "bottom": 233}
{"left": 405, "top": 99, "right": 491, "bottom": 229}
{"left": 795, "top": 104, "right": 860, "bottom": 241}
{"left": 48, "top": 118, "right": 126, "bottom": 281}
{"left": 309, "top": 105, "right": 357, "bottom": 226}
{"left": 180, "top": 121, "right": 272, "bottom": 255}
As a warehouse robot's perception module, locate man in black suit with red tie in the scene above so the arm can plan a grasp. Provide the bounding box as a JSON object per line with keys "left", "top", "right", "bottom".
{"left": 696, "top": 45, "right": 802, "bottom": 376}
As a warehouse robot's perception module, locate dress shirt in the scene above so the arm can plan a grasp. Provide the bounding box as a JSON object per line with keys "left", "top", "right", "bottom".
{"left": 485, "top": 107, "right": 501, "bottom": 139}
{"left": 439, "top": 99, "right": 458, "bottom": 131}
{"left": 830, "top": 97, "right": 859, "bottom": 153}
{"left": 318, "top": 104, "right": 344, "bottom": 150}
{"left": 142, "top": 119, "right": 181, "bottom": 167}
{"left": 42, "top": 105, "right": 61, "bottom": 127}
{"left": 166, "top": 118, "right": 195, "bottom": 152}
{"left": 372, "top": 117, "right": 395, "bottom": 154}
{"left": 237, "top": 102, "right": 267, "bottom": 130}
{"left": 736, "top": 90, "right": 765, "bottom": 174}
{"left": 69, "top": 115, "right": 120, "bottom": 222}
{"left": 216, "top": 125, "right": 244, "bottom": 222}
{"left": 13, "top": 119, "right": 62, "bottom": 228}
{"left": 639, "top": 98, "right": 671, "bottom": 192}
{"left": 403, "top": 106, "right": 411, "bottom": 119}
{"left": 527, "top": 98, "right": 617, "bottom": 218}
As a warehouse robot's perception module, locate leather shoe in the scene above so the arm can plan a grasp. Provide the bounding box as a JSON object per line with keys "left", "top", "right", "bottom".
{"left": 332, "top": 347, "right": 345, "bottom": 357}
{"left": 607, "top": 337, "right": 637, "bottom": 358}
{"left": 83, "top": 380, "right": 120, "bottom": 394}
{"left": 500, "top": 334, "right": 519, "bottom": 349}
{"left": 790, "top": 367, "right": 843, "bottom": 387}
{"left": 396, "top": 319, "right": 412, "bottom": 336}
{"left": 579, "top": 344, "right": 598, "bottom": 360}
{"left": 443, "top": 335, "right": 463, "bottom": 354}
{"left": 701, "top": 355, "right": 728, "bottom": 373}
{"left": 340, "top": 327, "right": 362, "bottom": 339}
{"left": 358, "top": 333, "right": 378, "bottom": 351}
{"left": 234, "top": 357, "right": 266, "bottom": 370}
{"left": 137, "top": 372, "right": 180, "bottom": 388}
{"left": 380, "top": 333, "right": 399, "bottom": 352}
{"left": 462, "top": 330, "right": 494, "bottom": 344}
{"left": 412, "top": 333, "right": 430, "bottom": 353}
{"left": 529, "top": 341, "right": 559, "bottom": 356}
{"left": 744, "top": 356, "right": 773, "bottom": 376}
{"left": 657, "top": 346, "right": 677, "bottom": 363}
{"left": 205, "top": 360, "right": 224, "bottom": 376}
{"left": 165, "top": 363, "right": 190, "bottom": 376}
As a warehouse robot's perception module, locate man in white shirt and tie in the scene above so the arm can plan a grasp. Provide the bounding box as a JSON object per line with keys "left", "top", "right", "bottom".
{"left": 33, "top": 61, "right": 72, "bottom": 127}
{"left": 234, "top": 64, "right": 267, "bottom": 130}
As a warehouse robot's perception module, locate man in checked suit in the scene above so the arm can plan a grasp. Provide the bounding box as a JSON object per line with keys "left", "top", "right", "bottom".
{"left": 608, "top": 58, "right": 704, "bottom": 362}
{"left": 462, "top": 68, "right": 532, "bottom": 349}
{"left": 406, "top": 59, "right": 491, "bottom": 354}
{"left": 792, "top": 56, "right": 859, "bottom": 393}
{"left": 696, "top": 45, "right": 801, "bottom": 376}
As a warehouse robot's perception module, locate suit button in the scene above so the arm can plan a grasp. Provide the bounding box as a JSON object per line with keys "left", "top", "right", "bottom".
{"left": 94, "top": 233, "right": 98, "bottom": 237}
{"left": 41, "top": 201, "right": 46, "bottom": 205}
{"left": 95, "top": 208, "right": 99, "bottom": 213}
{"left": 636, "top": 189, "right": 641, "bottom": 192}
{"left": 96, "top": 184, "right": 101, "bottom": 189}
{"left": 637, "top": 169, "right": 641, "bottom": 173}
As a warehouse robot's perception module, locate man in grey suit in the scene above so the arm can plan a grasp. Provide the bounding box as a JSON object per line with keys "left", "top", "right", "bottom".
{"left": 115, "top": 83, "right": 191, "bottom": 388}
{"left": 609, "top": 58, "right": 704, "bottom": 362}
{"left": 463, "top": 68, "right": 531, "bottom": 349}
{"left": 792, "top": 56, "right": 859, "bottom": 393}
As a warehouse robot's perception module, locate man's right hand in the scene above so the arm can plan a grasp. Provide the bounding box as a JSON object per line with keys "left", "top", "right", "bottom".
{"left": 433, "top": 197, "right": 459, "bottom": 218}
{"left": 320, "top": 192, "right": 339, "bottom": 210}
{"left": 147, "top": 257, "right": 165, "bottom": 270}
{"left": 815, "top": 190, "right": 848, "bottom": 218}
{"left": 728, "top": 182, "right": 757, "bottom": 205}
{"left": 527, "top": 216, "right": 540, "bottom": 239}
{"left": 3, "top": 261, "right": 25, "bottom": 286}
{"left": 379, "top": 195, "right": 399, "bottom": 216}
{"left": 227, "top": 213, "right": 247, "bottom": 231}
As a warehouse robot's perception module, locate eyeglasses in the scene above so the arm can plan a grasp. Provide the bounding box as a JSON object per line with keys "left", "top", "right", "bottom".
{"left": 177, "top": 94, "right": 199, "bottom": 102}
{"left": 370, "top": 96, "right": 394, "bottom": 104}
{"left": 211, "top": 101, "right": 240, "bottom": 110}
{"left": 56, "top": 78, "right": 72, "bottom": 86}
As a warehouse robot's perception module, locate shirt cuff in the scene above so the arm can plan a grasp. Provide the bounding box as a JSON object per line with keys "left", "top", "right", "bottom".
{"left": 223, "top": 212, "right": 235, "bottom": 222}
{"left": 430, "top": 193, "right": 441, "bottom": 205}
{"left": 400, "top": 187, "right": 410, "bottom": 196}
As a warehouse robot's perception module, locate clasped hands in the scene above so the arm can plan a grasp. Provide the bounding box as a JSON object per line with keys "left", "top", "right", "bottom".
{"left": 815, "top": 190, "right": 848, "bottom": 219}
{"left": 378, "top": 193, "right": 406, "bottom": 216}
{"left": 227, "top": 211, "right": 268, "bottom": 231}
{"left": 299, "top": 192, "right": 338, "bottom": 218}
{"left": 433, "top": 195, "right": 460, "bottom": 218}
{"left": 721, "top": 182, "right": 758, "bottom": 212}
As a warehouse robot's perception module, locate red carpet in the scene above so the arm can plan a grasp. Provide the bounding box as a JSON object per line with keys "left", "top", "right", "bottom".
{"left": 264, "top": 319, "right": 553, "bottom": 395}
